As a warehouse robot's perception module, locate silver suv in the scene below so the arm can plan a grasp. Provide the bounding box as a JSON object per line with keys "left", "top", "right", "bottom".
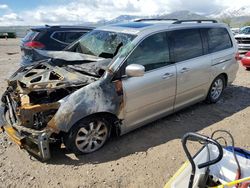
{"left": 0, "top": 19, "right": 239, "bottom": 160}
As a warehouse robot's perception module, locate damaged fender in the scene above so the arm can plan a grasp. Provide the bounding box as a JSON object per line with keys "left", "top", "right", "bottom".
{"left": 49, "top": 77, "right": 123, "bottom": 133}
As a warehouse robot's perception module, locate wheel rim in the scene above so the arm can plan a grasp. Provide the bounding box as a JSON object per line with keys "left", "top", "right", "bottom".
{"left": 211, "top": 78, "right": 223, "bottom": 100}
{"left": 75, "top": 120, "right": 108, "bottom": 153}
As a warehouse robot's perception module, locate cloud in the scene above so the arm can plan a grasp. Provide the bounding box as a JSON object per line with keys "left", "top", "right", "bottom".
{"left": 20, "top": 0, "right": 172, "bottom": 25}
{"left": 0, "top": 13, "right": 23, "bottom": 26}
{"left": 0, "top": 0, "right": 250, "bottom": 26}
{"left": 167, "top": 0, "right": 220, "bottom": 14}
{"left": 20, "top": 0, "right": 168, "bottom": 24}
{"left": 0, "top": 4, "right": 8, "bottom": 9}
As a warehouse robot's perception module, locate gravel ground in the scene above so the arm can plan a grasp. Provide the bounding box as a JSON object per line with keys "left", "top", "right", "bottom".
{"left": 0, "top": 39, "right": 249, "bottom": 188}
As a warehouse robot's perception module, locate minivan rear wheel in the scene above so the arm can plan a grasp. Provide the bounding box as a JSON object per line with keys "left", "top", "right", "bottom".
{"left": 206, "top": 75, "right": 225, "bottom": 103}
{"left": 63, "top": 116, "right": 110, "bottom": 155}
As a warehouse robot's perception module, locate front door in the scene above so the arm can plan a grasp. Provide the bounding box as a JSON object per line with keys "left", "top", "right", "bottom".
{"left": 121, "top": 32, "right": 177, "bottom": 132}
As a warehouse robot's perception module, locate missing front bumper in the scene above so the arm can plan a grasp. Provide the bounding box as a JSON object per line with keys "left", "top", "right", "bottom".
{"left": 0, "top": 106, "right": 51, "bottom": 161}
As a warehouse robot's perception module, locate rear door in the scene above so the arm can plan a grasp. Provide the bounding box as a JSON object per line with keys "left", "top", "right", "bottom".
{"left": 172, "top": 29, "right": 212, "bottom": 110}
{"left": 206, "top": 28, "right": 236, "bottom": 80}
{"left": 122, "top": 31, "right": 177, "bottom": 131}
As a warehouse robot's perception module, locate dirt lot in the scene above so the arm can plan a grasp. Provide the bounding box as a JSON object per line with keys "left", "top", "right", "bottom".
{"left": 0, "top": 39, "right": 249, "bottom": 188}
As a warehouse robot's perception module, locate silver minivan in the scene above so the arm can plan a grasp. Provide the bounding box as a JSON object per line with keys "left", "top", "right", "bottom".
{"left": 0, "top": 19, "right": 239, "bottom": 160}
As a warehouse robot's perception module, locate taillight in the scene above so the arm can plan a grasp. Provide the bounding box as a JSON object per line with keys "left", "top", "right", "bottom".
{"left": 235, "top": 52, "right": 241, "bottom": 61}
{"left": 24, "top": 41, "right": 45, "bottom": 49}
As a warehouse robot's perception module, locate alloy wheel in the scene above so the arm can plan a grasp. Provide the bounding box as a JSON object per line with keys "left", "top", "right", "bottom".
{"left": 75, "top": 120, "right": 108, "bottom": 153}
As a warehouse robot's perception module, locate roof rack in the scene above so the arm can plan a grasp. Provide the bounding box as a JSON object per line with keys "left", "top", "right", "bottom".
{"left": 173, "top": 19, "right": 218, "bottom": 24}
{"left": 134, "top": 18, "right": 178, "bottom": 22}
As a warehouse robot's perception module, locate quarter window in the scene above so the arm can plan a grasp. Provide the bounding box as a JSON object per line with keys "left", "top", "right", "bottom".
{"left": 52, "top": 31, "right": 85, "bottom": 44}
{"left": 126, "top": 32, "right": 170, "bottom": 71}
{"left": 173, "top": 29, "right": 203, "bottom": 62}
{"left": 64, "top": 32, "right": 85, "bottom": 43}
{"left": 207, "top": 28, "right": 232, "bottom": 53}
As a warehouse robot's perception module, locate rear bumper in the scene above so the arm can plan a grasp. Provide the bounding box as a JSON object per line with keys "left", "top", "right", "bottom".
{"left": 0, "top": 106, "right": 51, "bottom": 161}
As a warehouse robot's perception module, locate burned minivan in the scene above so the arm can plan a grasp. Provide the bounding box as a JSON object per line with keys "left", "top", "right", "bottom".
{"left": 0, "top": 20, "right": 239, "bottom": 160}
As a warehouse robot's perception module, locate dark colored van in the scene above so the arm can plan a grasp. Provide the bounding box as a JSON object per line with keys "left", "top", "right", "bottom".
{"left": 20, "top": 25, "right": 94, "bottom": 66}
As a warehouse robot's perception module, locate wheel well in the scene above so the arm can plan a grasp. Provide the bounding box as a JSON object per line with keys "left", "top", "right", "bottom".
{"left": 219, "top": 73, "right": 228, "bottom": 87}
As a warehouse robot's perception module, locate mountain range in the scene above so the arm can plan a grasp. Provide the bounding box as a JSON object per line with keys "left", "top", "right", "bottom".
{"left": 99, "top": 8, "right": 250, "bottom": 27}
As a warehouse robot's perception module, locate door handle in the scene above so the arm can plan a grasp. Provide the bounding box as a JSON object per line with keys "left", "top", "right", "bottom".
{"left": 162, "top": 73, "right": 174, "bottom": 79}
{"left": 180, "top": 67, "right": 190, "bottom": 73}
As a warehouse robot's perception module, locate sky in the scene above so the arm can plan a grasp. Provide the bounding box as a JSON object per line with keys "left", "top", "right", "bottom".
{"left": 0, "top": 0, "right": 250, "bottom": 26}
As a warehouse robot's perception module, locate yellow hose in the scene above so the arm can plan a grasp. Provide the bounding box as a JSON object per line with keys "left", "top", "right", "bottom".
{"left": 210, "top": 176, "right": 250, "bottom": 188}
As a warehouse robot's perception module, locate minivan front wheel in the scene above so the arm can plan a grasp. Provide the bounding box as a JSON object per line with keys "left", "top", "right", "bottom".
{"left": 64, "top": 116, "right": 110, "bottom": 154}
{"left": 206, "top": 75, "right": 225, "bottom": 103}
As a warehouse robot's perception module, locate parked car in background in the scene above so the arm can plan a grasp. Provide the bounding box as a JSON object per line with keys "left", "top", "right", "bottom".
{"left": 21, "top": 25, "right": 94, "bottom": 66}
{"left": 234, "top": 26, "right": 250, "bottom": 56}
{"left": 0, "top": 19, "right": 239, "bottom": 160}
{"left": 241, "top": 51, "right": 250, "bottom": 70}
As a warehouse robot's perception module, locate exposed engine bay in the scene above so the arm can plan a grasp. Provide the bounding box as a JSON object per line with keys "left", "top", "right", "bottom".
{"left": 1, "top": 54, "right": 111, "bottom": 131}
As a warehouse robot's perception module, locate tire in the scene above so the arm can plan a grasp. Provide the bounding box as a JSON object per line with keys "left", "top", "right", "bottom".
{"left": 246, "top": 67, "right": 250, "bottom": 71}
{"left": 63, "top": 116, "right": 110, "bottom": 155}
{"left": 206, "top": 75, "right": 225, "bottom": 103}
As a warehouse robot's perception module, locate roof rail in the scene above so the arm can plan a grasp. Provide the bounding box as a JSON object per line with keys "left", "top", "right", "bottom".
{"left": 173, "top": 19, "right": 218, "bottom": 24}
{"left": 134, "top": 18, "right": 178, "bottom": 22}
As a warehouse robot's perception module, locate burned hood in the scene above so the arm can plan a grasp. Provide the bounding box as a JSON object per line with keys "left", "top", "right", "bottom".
{"left": 8, "top": 62, "right": 98, "bottom": 92}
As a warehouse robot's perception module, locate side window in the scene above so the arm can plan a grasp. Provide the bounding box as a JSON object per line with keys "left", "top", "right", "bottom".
{"left": 126, "top": 32, "right": 170, "bottom": 71}
{"left": 64, "top": 32, "right": 85, "bottom": 43}
{"left": 52, "top": 32, "right": 85, "bottom": 44}
{"left": 207, "top": 28, "right": 232, "bottom": 53}
{"left": 173, "top": 29, "right": 203, "bottom": 62}
{"left": 51, "top": 32, "right": 65, "bottom": 43}
{"left": 241, "top": 27, "right": 250, "bottom": 34}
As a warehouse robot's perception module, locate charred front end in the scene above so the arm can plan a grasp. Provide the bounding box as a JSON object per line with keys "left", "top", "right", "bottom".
{"left": 0, "top": 62, "right": 97, "bottom": 160}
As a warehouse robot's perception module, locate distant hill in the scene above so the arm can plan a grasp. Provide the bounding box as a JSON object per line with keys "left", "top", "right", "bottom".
{"left": 208, "top": 6, "right": 250, "bottom": 27}
{"left": 96, "top": 10, "right": 209, "bottom": 26}
{"left": 158, "top": 10, "right": 208, "bottom": 20}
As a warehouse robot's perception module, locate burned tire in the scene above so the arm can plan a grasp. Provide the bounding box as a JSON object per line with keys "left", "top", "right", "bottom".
{"left": 63, "top": 116, "right": 110, "bottom": 155}
{"left": 206, "top": 75, "right": 225, "bottom": 103}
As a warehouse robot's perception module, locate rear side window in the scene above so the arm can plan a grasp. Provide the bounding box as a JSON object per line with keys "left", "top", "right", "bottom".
{"left": 126, "top": 32, "right": 170, "bottom": 71}
{"left": 23, "top": 30, "right": 39, "bottom": 42}
{"left": 52, "top": 31, "right": 85, "bottom": 44}
{"left": 207, "top": 28, "right": 232, "bottom": 53}
{"left": 173, "top": 29, "right": 203, "bottom": 62}
{"left": 65, "top": 32, "right": 85, "bottom": 43}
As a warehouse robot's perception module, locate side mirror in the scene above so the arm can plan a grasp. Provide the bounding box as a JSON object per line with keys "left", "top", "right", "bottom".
{"left": 125, "top": 64, "right": 145, "bottom": 77}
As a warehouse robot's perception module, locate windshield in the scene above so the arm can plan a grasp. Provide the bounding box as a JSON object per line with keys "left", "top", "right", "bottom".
{"left": 239, "top": 27, "right": 250, "bottom": 34}
{"left": 76, "top": 30, "right": 136, "bottom": 58}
